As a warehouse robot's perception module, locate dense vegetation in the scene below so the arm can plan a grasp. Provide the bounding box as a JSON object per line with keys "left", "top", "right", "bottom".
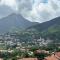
{"left": 27, "top": 17, "right": 60, "bottom": 42}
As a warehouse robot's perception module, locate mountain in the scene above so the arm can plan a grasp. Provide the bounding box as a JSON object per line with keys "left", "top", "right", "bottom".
{"left": 0, "top": 13, "right": 38, "bottom": 33}
{"left": 27, "top": 17, "right": 60, "bottom": 40}
{"left": 28, "top": 17, "right": 60, "bottom": 32}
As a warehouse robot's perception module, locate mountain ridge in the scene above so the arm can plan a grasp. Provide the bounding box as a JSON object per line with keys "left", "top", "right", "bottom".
{"left": 0, "top": 13, "right": 38, "bottom": 33}
{"left": 28, "top": 17, "right": 60, "bottom": 32}
{"left": 27, "top": 17, "right": 60, "bottom": 40}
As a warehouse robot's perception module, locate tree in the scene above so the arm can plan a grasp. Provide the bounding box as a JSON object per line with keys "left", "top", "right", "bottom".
{"left": 34, "top": 53, "right": 48, "bottom": 60}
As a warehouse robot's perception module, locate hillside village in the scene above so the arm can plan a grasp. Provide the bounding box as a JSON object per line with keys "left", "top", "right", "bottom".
{"left": 0, "top": 32, "right": 59, "bottom": 60}
{"left": 0, "top": 32, "right": 52, "bottom": 50}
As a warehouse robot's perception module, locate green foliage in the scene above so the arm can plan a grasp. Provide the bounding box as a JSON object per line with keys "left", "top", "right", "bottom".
{"left": 1, "top": 52, "right": 11, "bottom": 58}
{"left": 34, "top": 52, "right": 48, "bottom": 60}
{"left": 41, "top": 25, "right": 60, "bottom": 41}
{"left": 56, "top": 48, "right": 60, "bottom": 52}
{"left": 29, "top": 46, "right": 40, "bottom": 52}
{"left": 12, "top": 49, "right": 22, "bottom": 57}
{"left": 23, "top": 51, "right": 29, "bottom": 58}
{"left": 11, "top": 57, "right": 17, "bottom": 60}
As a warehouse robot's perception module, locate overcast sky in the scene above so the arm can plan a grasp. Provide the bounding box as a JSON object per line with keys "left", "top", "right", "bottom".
{"left": 0, "top": 0, "right": 60, "bottom": 23}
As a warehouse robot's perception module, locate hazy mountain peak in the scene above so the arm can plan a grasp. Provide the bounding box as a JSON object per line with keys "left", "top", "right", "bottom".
{"left": 0, "top": 13, "right": 38, "bottom": 33}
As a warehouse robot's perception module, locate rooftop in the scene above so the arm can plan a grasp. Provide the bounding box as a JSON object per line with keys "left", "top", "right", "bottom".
{"left": 18, "top": 58, "right": 38, "bottom": 60}
{"left": 44, "top": 52, "right": 60, "bottom": 60}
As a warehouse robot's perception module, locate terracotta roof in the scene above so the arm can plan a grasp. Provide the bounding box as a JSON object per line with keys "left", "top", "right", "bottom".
{"left": 55, "top": 52, "right": 60, "bottom": 57}
{"left": 44, "top": 55, "right": 58, "bottom": 60}
{"left": 44, "top": 52, "right": 60, "bottom": 60}
{"left": 18, "top": 58, "right": 38, "bottom": 60}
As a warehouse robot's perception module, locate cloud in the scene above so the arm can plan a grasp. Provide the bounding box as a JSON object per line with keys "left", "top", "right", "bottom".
{"left": 16, "top": 0, "right": 33, "bottom": 14}
{"left": 16, "top": 0, "right": 60, "bottom": 22}
{"left": 0, "top": 0, "right": 17, "bottom": 10}
{"left": 0, "top": 5, "right": 13, "bottom": 18}
{"left": 0, "top": 0, "right": 17, "bottom": 18}
{"left": 0, "top": 0, "right": 60, "bottom": 22}
{"left": 32, "top": 0, "right": 60, "bottom": 22}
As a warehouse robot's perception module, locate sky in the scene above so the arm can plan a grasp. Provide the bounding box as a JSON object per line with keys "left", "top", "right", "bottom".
{"left": 0, "top": 0, "right": 60, "bottom": 23}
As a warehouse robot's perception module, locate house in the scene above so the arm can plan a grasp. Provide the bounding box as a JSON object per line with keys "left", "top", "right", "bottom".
{"left": 34, "top": 49, "right": 49, "bottom": 54}
{"left": 18, "top": 58, "right": 38, "bottom": 60}
{"left": 44, "top": 52, "right": 60, "bottom": 60}
{"left": 0, "top": 58, "right": 3, "bottom": 60}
